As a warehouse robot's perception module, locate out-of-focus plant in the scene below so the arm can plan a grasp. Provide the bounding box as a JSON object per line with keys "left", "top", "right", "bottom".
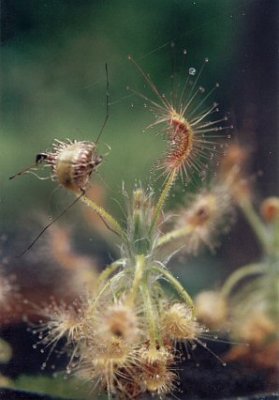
{"left": 195, "top": 144, "right": 279, "bottom": 388}
{"left": 0, "top": 271, "right": 15, "bottom": 388}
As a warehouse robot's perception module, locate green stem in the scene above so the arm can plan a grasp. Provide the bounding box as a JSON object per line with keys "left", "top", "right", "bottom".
{"left": 97, "top": 260, "right": 125, "bottom": 288}
{"left": 221, "top": 263, "right": 265, "bottom": 298}
{"left": 127, "top": 254, "right": 146, "bottom": 306}
{"left": 140, "top": 281, "right": 159, "bottom": 348}
{"left": 79, "top": 194, "right": 127, "bottom": 242}
{"left": 150, "top": 265, "right": 194, "bottom": 309}
{"left": 149, "top": 169, "right": 178, "bottom": 234}
{"left": 239, "top": 199, "right": 268, "bottom": 252}
{"left": 155, "top": 225, "right": 193, "bottom": 248}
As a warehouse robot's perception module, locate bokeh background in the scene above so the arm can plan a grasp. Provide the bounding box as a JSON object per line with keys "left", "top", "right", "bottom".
{"left": 0, "top": 0, "right": 278, "bottom": 394}
{"left": 1, "top": 0, "right": 278, "bottom": 280}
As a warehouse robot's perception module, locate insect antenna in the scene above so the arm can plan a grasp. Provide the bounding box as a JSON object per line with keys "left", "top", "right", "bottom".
{"left": 95, "top": 63, "right": 110, "bottom": 145}
{"left": 9, "top": 163, "right": 38, "bottom": 180}
{"left": 18, "top": 190, "right": 85, "bottom": 257}
{"left": 9, "top": 154, "right": 48, "bottom": 180}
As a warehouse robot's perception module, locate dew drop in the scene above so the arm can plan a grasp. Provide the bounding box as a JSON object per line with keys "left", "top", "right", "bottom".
{"left": 183, "top": 49, "right": 187, "bottom": 55}
{"left": 189, "top": 67, "right": 196, "bottom": 76}
{"left": 205, "top": 57, "right": 209, "bottom": 63}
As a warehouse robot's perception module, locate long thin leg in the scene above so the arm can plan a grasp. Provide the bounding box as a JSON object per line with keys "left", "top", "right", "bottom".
{"left": 19, "top": 190, "right": 85, "bottom": 257}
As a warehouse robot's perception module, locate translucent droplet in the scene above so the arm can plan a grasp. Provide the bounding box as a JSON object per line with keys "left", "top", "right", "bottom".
{"left": 205, "top": 57, "right": 209, "bottom": 63}
{"left": 183, "top": 49, "right": 187, "bottom": 55}
{"left": 189, "top": 67, "right": 196, "bottom": 76}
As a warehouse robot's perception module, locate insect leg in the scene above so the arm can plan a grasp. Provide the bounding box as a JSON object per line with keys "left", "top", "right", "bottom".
{"left": 18, "top": 190, "right": 85, "bottom": 257}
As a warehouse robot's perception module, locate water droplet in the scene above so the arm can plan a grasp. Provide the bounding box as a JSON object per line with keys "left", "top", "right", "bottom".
{"left": 189, "top": 67, "right": 196, "bottom": 76}
{"left": 183, "top": 49, "right": 187, "bottom": 55}
{"left": 205, "top": 57, "right": 209, "bottom": 63}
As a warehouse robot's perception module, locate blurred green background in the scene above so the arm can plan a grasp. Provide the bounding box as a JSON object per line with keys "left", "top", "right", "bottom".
{"left": 1, "top": 0, "right": 278, "bottom": 287}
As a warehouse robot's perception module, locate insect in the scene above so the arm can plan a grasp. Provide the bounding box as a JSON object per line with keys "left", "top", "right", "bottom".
{"left": 10, "top": 64, "right": 109, "bottom": 255}
{"left": 9, "top": 139, "right": 103, "bottom": 194}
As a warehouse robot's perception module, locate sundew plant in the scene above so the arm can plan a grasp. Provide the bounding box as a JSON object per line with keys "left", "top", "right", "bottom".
{"left": 11, "top": 57, "right": 233, "bottom": 399}
{"left": 195, "top": 146, "right": 279, "bottom": 386}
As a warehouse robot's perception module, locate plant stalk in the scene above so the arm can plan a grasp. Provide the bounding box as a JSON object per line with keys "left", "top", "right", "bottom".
{"left": 151, "top": 265, "right": 194, "bottom": 309}
{"left": 149, "top": 169, "right": 178, "bottom": 234}
{"left": 221, "top": 263, "right": 265, "bottom": 298}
